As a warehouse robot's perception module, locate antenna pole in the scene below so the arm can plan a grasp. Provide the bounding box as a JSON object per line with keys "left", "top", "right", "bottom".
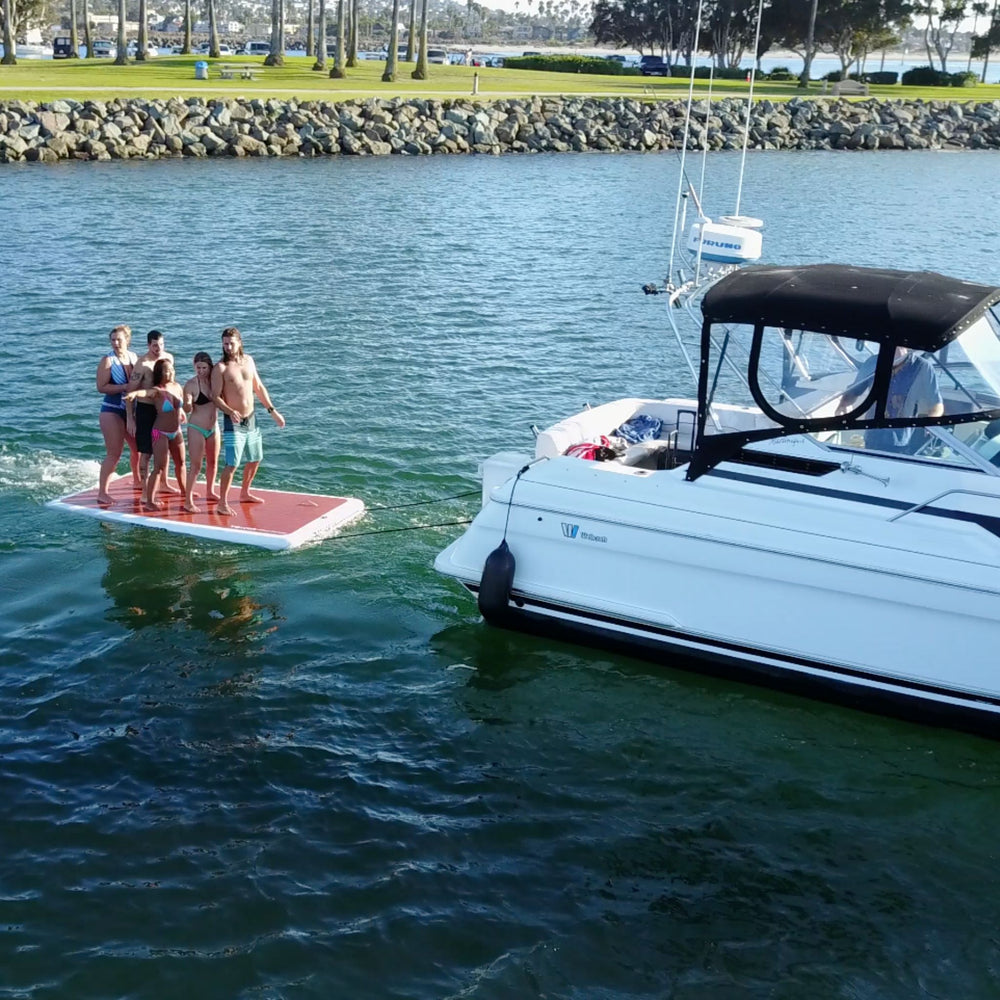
{"left": 667, "top": 0, "right": 706, "bottom": 282}
{"left": 735, "top": 0, "right": 766, "bottom": 218}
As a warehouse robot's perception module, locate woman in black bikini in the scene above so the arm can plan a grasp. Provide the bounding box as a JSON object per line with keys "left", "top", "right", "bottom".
{"left": 181, "top": 352, "right": 221, "bottom": 513}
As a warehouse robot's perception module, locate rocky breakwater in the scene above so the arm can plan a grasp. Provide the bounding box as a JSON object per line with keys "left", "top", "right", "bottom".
{"left": 2, "top": 94, "right": 1000, "bottom": 163}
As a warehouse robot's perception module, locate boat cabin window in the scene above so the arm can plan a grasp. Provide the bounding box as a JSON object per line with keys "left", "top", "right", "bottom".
{"left": 700, "top": 322, "right": 878, "bottom": 436}
{"left": 700, "top": 308, "right": 1000, "bottom": 461}
{"left": 754, "top": 328, "right": 879, "bottom": 422}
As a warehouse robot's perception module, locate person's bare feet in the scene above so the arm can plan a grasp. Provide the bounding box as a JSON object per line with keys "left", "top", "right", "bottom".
{"left": 240, "top": 492, "right": 265, "bottom": 504}
{"left": 96, "top": 493, "right": 114, "bottom": 506}
{"left": 143, "top": 500, "right": 164, "bottom": 511}
{"left": 217, "top": 503, "right": 236, "bottom": 516}
{"left": 182, "top": 502, "right": 199, "bottom": 514}
{"left": 162, "top": 484, "right": 182, "bottom": 495}
{"left": 207, "top": 491, "right": 220, "bottom": 501}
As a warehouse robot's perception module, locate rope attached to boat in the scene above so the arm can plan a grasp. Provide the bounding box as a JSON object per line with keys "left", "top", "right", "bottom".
{"left": 327, "top": 488, "right": 479, "bottom": 540}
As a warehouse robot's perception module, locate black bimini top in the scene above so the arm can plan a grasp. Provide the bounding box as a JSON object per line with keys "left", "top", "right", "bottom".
{"left": 701, "top": 264, "right": 1000, "bottom": 351}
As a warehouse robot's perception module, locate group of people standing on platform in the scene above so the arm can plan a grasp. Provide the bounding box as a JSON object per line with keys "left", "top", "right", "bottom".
{"left": 96, "top": 325, "right": 284, "bottom": 515}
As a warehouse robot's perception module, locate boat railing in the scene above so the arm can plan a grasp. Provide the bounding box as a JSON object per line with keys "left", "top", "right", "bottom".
{"left": 888, "top": 488, "right": 1000, "bottom": 524}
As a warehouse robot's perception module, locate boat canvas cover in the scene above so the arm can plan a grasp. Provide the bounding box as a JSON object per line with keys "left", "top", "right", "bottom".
{"left": 701, "top": 265, "right": 1000, "bottom": 351}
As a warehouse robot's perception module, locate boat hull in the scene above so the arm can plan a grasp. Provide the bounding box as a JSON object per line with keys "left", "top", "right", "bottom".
{"left": 454, "top": 579, "right": 1000, "bottom": 739}
{"left": 436, "top": 451, "right": 1000, "bottom": 738}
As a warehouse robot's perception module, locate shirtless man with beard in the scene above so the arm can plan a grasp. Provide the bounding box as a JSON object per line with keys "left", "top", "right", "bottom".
{"left": 128, "top": 330, "right": 181, "bottom": 495}
{"left": 211, "top": 327, "right": 285, "bottom": 516}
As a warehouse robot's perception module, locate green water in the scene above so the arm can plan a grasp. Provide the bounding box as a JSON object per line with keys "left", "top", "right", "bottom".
{"left": 3, "top": 150, "right": 1000, "bottom": 998}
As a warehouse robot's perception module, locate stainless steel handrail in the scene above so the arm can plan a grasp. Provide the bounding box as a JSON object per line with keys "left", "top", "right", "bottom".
{"left": 888, "top": 488, "right": 1000, "bottom": 523}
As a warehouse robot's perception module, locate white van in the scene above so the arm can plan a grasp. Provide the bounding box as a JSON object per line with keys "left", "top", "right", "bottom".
{"left": 244, "top": 40, "right": 270, "bottom": 56}
{"left": 426, "top": 47, "right": 448, "bottom": 64}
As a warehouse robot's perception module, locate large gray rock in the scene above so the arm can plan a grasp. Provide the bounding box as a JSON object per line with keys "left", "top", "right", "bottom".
{"left": 3, "top": 95, "right": 1000, "bottom": 166}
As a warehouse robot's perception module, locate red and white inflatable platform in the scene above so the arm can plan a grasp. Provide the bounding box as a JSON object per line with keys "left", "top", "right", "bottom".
{"left": 48, "top": 476, "right": 365, "bottom": 550}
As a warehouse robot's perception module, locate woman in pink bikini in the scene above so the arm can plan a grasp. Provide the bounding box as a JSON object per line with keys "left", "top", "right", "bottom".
{"left": 125, "top": 359, "right": 188, "bottom": 511}
{"left": 181, "top": 352, "right": 221, "bottom": 513}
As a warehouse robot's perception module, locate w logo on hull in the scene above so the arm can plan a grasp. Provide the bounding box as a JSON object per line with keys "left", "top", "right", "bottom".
{"left": 561, "top": 523, "right": 579, "bottom": 539}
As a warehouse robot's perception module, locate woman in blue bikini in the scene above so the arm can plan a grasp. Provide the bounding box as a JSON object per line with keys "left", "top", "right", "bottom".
{"left": 125, "top": 359, "right": 188, "bottom": 511}
{"left": 181, "top": 352, "right": 221, "bottom": 513}
{"left": 96, "top": 324, "right": 139, "bottom": 505}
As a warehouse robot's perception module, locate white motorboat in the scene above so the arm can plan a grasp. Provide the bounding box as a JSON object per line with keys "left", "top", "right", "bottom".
{"left": 435, "top": 203, "right": 1000, "bottom": 737}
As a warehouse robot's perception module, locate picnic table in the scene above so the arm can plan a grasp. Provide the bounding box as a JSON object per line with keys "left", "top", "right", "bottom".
{"left": 219, "top": 64, "right": 259, "bottom": 80}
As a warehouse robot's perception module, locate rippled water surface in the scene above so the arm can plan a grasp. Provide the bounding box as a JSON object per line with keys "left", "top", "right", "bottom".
{"left": 3, "top": 149, "right": 1000, "bottom": 998}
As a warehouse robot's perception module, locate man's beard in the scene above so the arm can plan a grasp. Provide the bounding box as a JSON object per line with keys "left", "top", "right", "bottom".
{"left": 222, "top": 345, "right": 242, "bottom": 362}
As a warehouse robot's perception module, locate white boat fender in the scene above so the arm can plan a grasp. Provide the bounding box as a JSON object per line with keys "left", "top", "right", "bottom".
{"left": 478, "top": 539, "right": 515, "bottom": 623}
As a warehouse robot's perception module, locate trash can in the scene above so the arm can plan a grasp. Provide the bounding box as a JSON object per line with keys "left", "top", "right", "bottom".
{"left": 194, "top": 60, "right": 208, "bottom": 80}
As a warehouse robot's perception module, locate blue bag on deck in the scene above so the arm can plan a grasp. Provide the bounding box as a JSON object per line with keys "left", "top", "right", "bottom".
{"left": 614, "top": 414, "right": 662, "bottom": 444}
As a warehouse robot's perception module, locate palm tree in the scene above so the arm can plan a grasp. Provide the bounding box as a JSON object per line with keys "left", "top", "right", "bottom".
{"left": 405, "top": 0, "right": 416, "bottom": 60}
{"left": 114, "top": 0, "right": 127, "bottom": 64}
{"left": 264, "top": 0, "right": 284, "bottom": 66}
{"left": 798, "top": 0, "right": 818, "bottom": 88}
{"left": 136, "top": 0, "right": 149, "bottom": 60}
{"left": 969, "top": 0, "right": 989, "bottom": 71}
{"left": 981, "top": 0, "right": 999, "bottom": 81}
{"left": 306, "top": 0, "right": 314, "bottom": 57}
{"left": 82, "top": 0, "right": 93, "bottom": 58}
{"left": 382, "top": 0, "right": 400, "bottom": 81}
{"left": 1, "top": 0, "right": 15, "bottom": 65}
{"left": 330, "top": 0, "right": 345, "bottom": 76}
{"left": 313, "top": 0, "right": 326, "bottom": 69}
{"left": 347, "top": 0, "right": 358, "bottom": 66}
{"left": 69, "top": 0, "right": 80, "bottom": 57}
{"left": 207, "top": 0, "right": 220, "bottom": 57}
{"left": 411, "top": 0, "right": 427, "bottom": 79}
{"left": 182, "top": 0, "right": 191, "bottom": 53}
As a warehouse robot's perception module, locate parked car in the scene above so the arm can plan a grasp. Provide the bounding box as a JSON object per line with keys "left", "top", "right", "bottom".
{"left": 194, "top": 41, "right": 234, "bottom": 55}
{"left": 52, "top": 35, "right": 75, "bottom": 58}
{"left": 244, "top": 40, "right": 270, "bottom": 56}
{"left": 604, "top": 54, "right": 626, "bottom": 64}
{"left": 90, "top": 40, "right": 114, "bottom": 57}
{"left": 126, "top": 40, "right": 157, "bottom": 57}
{"left": 639, "top": 54, "right": 669, "bottom": 76}
{"left": 426, "top": 47, "right": 448, "bottom": 64}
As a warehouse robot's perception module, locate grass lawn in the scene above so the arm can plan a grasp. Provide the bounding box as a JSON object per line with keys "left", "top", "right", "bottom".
{"left": 1, "top": 54, "right": 999, "bottom": 104}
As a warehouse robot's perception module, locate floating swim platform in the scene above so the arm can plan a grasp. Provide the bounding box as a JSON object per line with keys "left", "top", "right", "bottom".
{"left": 48, "top": 476, "right": 365, "bottom": 550}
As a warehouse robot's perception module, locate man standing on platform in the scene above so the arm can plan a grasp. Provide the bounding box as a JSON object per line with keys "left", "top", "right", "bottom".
{"left": 128, "top": 329, "right": 177, "bottom": 494}
{"left": 211, "top": 326, "right": 284, "bottom": 516}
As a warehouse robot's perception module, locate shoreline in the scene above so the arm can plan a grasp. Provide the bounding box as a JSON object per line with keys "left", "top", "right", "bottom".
{"left": 3, "top": 95, "right": 1000, "bottom": 163}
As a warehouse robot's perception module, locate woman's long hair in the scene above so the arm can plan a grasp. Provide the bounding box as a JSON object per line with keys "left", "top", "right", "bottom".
{"left": 152, "top": 358, "right": 172, "bottom": 386}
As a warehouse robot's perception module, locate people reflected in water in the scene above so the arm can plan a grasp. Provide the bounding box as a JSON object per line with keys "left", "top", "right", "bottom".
{"left": 100, "top": 530, "right": 277, "bottom": 642}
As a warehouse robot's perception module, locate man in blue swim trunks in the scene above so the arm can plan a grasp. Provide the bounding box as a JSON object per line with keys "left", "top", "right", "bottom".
{"left": 211, "top": 326, "right": 285, "bottom": 516}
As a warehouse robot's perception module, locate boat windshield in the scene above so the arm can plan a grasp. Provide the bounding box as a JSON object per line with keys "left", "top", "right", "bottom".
{"left": 700, "top": 306, "right": 1000, "bottom": 459}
